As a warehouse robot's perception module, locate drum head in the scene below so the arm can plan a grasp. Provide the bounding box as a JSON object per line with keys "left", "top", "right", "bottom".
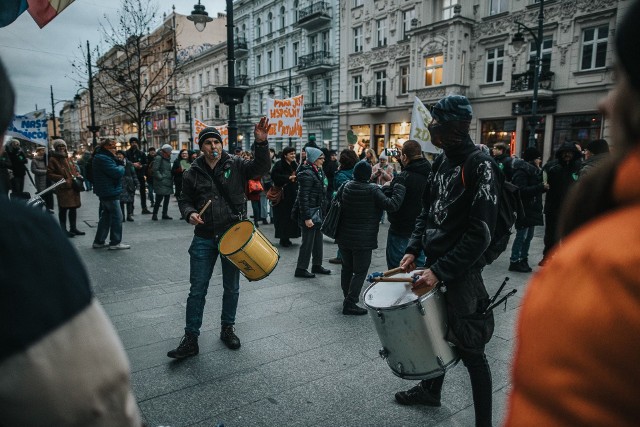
{"left": 219, "top": 220, "right": 254, "bottom": 256}
{"left": 364, "top": 272, "right": 437, "bottom": 309}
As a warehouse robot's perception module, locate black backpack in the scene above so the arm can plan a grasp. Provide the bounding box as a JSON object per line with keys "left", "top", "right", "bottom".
{"left": 462, "top": 150, "right": 524, "bottom": 264}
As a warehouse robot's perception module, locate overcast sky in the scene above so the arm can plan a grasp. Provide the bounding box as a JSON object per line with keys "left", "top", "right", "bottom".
{"left": 0, "top": 0, "right": 225, "bottom": 115}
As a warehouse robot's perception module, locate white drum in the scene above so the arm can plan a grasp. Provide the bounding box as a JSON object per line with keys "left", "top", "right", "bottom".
{"left": 363, "top": 273, "right": 459, "bottom": 380}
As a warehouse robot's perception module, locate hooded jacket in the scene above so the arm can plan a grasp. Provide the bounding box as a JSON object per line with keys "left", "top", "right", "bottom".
{"left": 544, "top": 142, "right": 581, "bottom": 216}
{"left": 511, "top": 158, "right": 544, "bottom": 228}
{"left": 178, "top": 144, "right": 270, "bottom": 238}
{"left": 386, "top": 157, "right": 431, "bottom": 237}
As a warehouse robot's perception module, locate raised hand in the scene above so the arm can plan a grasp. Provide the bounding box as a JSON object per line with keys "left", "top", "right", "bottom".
{"left": 254, "top": 117, "right": 272, "bottom": 142}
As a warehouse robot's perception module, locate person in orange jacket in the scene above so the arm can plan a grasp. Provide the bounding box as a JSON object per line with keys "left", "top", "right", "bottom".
{"left": 506, "top": 1, "right": 640, "bottom": 425}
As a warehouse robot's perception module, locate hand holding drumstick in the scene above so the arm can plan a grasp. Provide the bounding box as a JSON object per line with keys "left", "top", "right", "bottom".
{"left": 189, "top": 200, "right": 211, "bottom": 225}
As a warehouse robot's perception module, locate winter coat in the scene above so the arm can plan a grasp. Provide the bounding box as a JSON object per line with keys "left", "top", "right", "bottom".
{"left": 0, "top": 197, "right": 142, "bottom": 426}
{"left": 323, "top": 159, "right": 338, "bottom": 196}
{"left": 92, "top": 148, "right": 124, "bottom": 200}
{"left": 579, "top": 152, "right": 608, "bottom": 177}
{"left": 125, "top": 147, "right": 147, "bottom": 179}
{"left": 6, "top": 145, "right": 27, "bottom": 177}
{"left": 152, "top": 155, "right": 173, "bottom": 196}
{"left": 271, "top": 158, "right": 300, "bottom": 239}
{"left": 544, "top": 142, "right": 581, "bottom": 216}
{"left": 0, "top": 152, "right": 10, "bottom": 194}
{"left": 506, "top": 148, "right": 640, "bottom": 427}
{"left": 493, "top": 152, "right": 514, "bottom": 181}
{"left": 30, "top": 155, "right": 48, "bottom": 192}
{"left": 119, "top": 160, "right": 139, "bottom": 204}
{"left": 46, "top": 152, "right": 81, "bottom": 209}
{"left": 336, "top": 179, "right": 406, "bottom": 250}
{"left": 333, "top": 168, "right": 354, "bottom": 193}
{"left": 511, "top": 158, "right": 544, "bottom": 228}
{"left": 292, "top": 161, "right": 327, "bottom": 225}
{"left": 178, "top": 144, "right": 271, "bottom": 238}
{"left": 386, "top": 158, "right": 431, "bottom": 237}
{"left": 370, "top": 162, "right": 394, "bottom": 186}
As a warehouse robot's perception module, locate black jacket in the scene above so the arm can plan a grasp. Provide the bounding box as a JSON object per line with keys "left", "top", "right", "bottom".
{"left": 292, "top": 161, "right": 326, "bottom": 224}
{"left": 125, "top": 148, "right": 146, "bottom": 178}
{"left": 493, "top": 153, "right": 513, "bottom": 181}
{"left": 386, "top": 158, "right": 431, "bottom": 237}
{"left": 323, "top": 159, "right": 339, "bottom": 195}
{"left": 544, "top": 142, "right": 581, "bottom": 216}
{"left": 336, "top": 179, "right": 406, "bottom": 250}
{"left": 511, "top": 158, "right": 544, "bottom": 227}
{"left": 178, "top": 144, "right": 270, "bottom": 238}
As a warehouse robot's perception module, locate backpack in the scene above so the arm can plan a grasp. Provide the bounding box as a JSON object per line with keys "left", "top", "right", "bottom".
{"left": 462, "top": 151, "right": 524, "bottom": 264}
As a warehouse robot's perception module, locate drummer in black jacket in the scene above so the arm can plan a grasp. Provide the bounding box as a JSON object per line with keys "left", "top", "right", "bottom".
{"left": 395, "top": 95, "right": 499, "bottom": 427}
{"left": 168, "top": 118, "right": 272, "bottom": 359}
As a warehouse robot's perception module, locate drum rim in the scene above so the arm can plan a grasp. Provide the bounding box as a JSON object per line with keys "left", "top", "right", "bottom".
{"left": 218, "top": 219, "right": 255, "bottom": 256}
{"left": 362, "top": 282, "right": 440, "bottom": 311}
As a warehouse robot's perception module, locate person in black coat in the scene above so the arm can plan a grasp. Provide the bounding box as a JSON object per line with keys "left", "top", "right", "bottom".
{"left": 271, "top": 147, "right": 300, "bottom": 247}
{"left": 336, "top": 160, "right": 406, "bottom": 315}
{"left": 541, "top": 141, "right": 582, "bottom": 263}
{"left": 508, "top": 147, "right": 548, "bottom": 272}
{"left": 323, "top": 149, "right": 338, "bottom": 201}
{"left": 491, "top": 142, "right": 514, "bottom": 181}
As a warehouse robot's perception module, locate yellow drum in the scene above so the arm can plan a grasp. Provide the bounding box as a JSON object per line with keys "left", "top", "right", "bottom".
{"left": 218, "top": 220, "right": 280, "bottom": 281}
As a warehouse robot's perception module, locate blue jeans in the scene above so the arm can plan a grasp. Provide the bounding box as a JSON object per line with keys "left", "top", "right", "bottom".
{"left": 510, "top": 226, "right": 535, "bottom": 262}
{"left": 185, "top": 235, "right": 240, "bottom": 335}
{"left": 94, "top": 198, "right": 123, "bottom": 246}
{"left": 386, "top": 230, "right": 425, "bottom": 270}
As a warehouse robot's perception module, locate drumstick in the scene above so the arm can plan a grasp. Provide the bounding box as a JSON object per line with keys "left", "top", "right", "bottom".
{"left": 372, "top": 277, "right": 415, "bottom": 283}
{"left": 198, "top": 200, "right": 212, "bottom": 217}
{"left": 382, "top": 267, "right": 405, "bottom": 277}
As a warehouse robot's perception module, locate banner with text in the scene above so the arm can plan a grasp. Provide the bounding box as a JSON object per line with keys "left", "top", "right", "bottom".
{"left": 266, "top": 95, "right": 303, "bottom": 138}
{"left": 409, "top": 96, "right": 441, "bottom": 154}
{"left": 6, "top": 109, "right": 49, "bottom": 146}
{"left": 194, "top": 119, "right": 229, "bottom": 150}
{"left": 214, "top": 124, "right": 229, "bottom": 150}
{"left": 193, "top": 118, "right": 207, "bottom": 147}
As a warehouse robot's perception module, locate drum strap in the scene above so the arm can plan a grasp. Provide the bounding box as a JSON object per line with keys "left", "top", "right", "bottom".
{"left": 211, "top": 172, "right": 241, "bottom": 217}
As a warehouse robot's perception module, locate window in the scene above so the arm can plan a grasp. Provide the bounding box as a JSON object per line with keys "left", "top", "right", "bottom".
{"left": 322, "top": 31, "right": 330, "bottom": 52}
{"left": 198, "top": 73, "right": 203, "bottom": 91}
{"left": 259, "top": 92, "right": 264, "bottom": 114}
{"left": 324, "top": 78, "right": 331, "bottom": 103}
{"left": 310, "top": 80, "right": 321, "bottom": 104}
{"left": 267, "top": 51, "right": 273, "bottom": 73}
{"left": 310, "top": 34, "right": 319, "bottom": 53}
{"left": 400, "top": 65, "right": 409, "bottom": 94}
{"left": 268, "top": 12, "right": 274, "bottom": 34}
{"left": 293, "top": 84, "right": 301, "bottom": 96}
{"left": 205, "top": 99, "right": 210, "bottom": 118}
{"left": 402, "top": 9, "right": 415, "bottom": 40}
{"left": 486, "top": 47, "right": 504, "bottom": 83}
{"left": 375, "top": 70, "right": 387, "bottom": 96}
{"left": 490, "top": 0, "right": 507, "bottom": 15}
{"left": 214, "top": 104, "right": 220, "bottom": 119}
{"left": 529, "top": 37, "right": 553, "bottom": 73}
{"left": 353, "top": 26, "right": 363, "bottom": 52}
{"left": 206, "top": 70, "right": 210, "bottom": 85}
{"left": 256, "top": 54, "right": 262, "bottom": 75}
{"left": 280, "top": 6, "right": 286, "bottom": 29}
{"left": 293, "top": 42, "right": 299, "bottom": 65}
{"left": 214, "top": 68, "right": 219, "bottom": 84}
{"left": 353, "top": 75, "right": 363, "bottom": 100}
{"left": 353, "top": 0, "right": 363, "bottom": 7}
{"left": 279, "top": 46, "right": 286, "bottom": 70}
{"left": 293, "top": 0, "right": 299, "bottom": 21}
{"left": 443, "top": 0, "right": 455, "bottom": 20}
{"left": 581, "top": 24, "right": 608, "bottom": 70}
{"left": 376, "top": 18, "right": 387, "bottom": 47}
{"left": 425, "top": 54, "right": 444, "bottom": 86}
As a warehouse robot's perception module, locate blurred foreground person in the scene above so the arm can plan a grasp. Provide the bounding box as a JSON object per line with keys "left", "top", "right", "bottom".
{"left": 0, "top": 58, "right": 142, "bottom": 427}
{"left": 506, "top": 2, "right": 640, "bottom": 425}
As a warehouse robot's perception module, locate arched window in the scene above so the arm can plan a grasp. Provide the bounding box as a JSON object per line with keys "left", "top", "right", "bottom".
{"left": 256, "top": 17, "right": 261, "bottom": 38}
{"left": 293, "top": 0, "right": 299, "bottom": 21}
{"left": 280, "top": 6, "right": 286, "bottom": 29}
{"left": 268, "top": 12, "right": 273, "bottom": 34}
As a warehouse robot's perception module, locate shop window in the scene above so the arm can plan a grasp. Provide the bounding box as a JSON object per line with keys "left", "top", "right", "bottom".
{"left": 481, "top": 119, "right": 516, "bottom": 153}
{"left": 350, "top": 124, "right": 370, "bottom": 152}
{"left": 552, "top": 113, "right": 602, "bottom": 154}
{"left": 390, "top": 122, "right": 411, "bottom": 149}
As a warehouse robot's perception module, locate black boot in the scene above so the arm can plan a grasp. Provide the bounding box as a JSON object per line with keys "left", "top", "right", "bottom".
{"left": 509, "top": 260, "right": 531, "bottom": 273}
{"left": 342, "top": 300, "right": 367, "bottom": 316}
{"left": 220, "top": 325, "right": 241, "bottom": 350}
{"left": 167, "top": 332, "right": 199, "bottom": 359}
{"left": 294, "top": 268, "right": 315, "bottom": 278}
{"left": 395, "top": 381, "right": 442, "bottom": 406}
{"left": 70, "top": 228, "right": 86, "bottom": 236}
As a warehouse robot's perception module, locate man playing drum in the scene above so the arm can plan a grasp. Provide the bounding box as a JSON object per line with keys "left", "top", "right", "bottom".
{"left": 167, "top": 118, "right": 272, "bottom": 358}
{"left": 395, "top": 95, "right": 499, "bottom": 427}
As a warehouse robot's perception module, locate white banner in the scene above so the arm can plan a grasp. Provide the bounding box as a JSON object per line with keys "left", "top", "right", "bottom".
{"left": 6, "top": 110, "right": 49, "bottom": 146}
{"left": 266, "top": 95, "right": 303, "bottom": 138}
{"left": 214, "top": 124, "right": 229, "bottom": 150}
{"left": 409, "top": 96, "right": 441, "bottom": 154}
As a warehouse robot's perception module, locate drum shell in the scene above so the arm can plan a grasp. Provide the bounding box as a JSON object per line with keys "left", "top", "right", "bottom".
{"left": 218, "top": 220, "right": 280, "bottom": 281}
{"left": 364, "top": 284, "right": 459, "bottom": 380}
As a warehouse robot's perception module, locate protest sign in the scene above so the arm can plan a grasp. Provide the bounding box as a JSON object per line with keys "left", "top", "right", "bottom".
{"left": 266, "top": 95, "right": 303, "bottom": 138}
{"left": 6, "top": 109, "right": 49, "bottom": 146}
{"left": 409, "top": 96, "right": 441, "bottom": 154}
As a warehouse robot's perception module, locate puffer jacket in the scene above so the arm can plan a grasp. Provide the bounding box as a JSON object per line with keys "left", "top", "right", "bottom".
{"left": 293, "top": 161, "right": 327, "bottom": 224}
{"left": 92, "top": 148, "right": 124, "bottom": 200}
{"left": 336, "top": 179, "right": 406, "bottom": 250}
{"left": 152, "top": 155, "right": 173, "bottom": 196}
{"left": 512, "top": 158, "right": 544, "bottom": 228}
{"left": 178, "top": 144, "right": 270, "bottom": 238}
{"left": 333, "top": 168, "right": 353, "bottom": 193}
{"left": 386, "top": 157, "right": 431, "bottom": 237}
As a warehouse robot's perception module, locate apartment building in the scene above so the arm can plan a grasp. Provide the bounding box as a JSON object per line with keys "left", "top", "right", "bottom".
{"left": 340, "top": 0, "right": 624, "bottom": 161}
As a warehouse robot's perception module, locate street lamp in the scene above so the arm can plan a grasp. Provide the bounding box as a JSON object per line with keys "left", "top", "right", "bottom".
{"left": 512, "top": 0, "right": 544, "bottom": 149}
{"left": 190, "top": 0, "right": 247, "bottom": 152}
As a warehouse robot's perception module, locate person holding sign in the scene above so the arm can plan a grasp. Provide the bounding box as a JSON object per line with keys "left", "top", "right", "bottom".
{"left": 168, "top": 117, "right": 272, "bottom": 358}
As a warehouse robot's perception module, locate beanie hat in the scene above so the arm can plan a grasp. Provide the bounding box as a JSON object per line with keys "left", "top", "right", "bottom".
{"left": 585, "top": 139, "right": 610, "bottom": 155}
{"left": 129, "top": 136, "right": 139, "bottom": 144}
{"left": 198, "top": 126, "right": 222, "bottom": 145}
{"left": 616, "top": 0, "right": 640, "bottom": 93}
{"left": 161, "top": 144, "right": 173, "bottom": 153}
{"left": 353, "top": 160, "right": 372, "bottom": 182}
{"left": 522, "top": 147, "right": 541, "bottom": 162}
{"left": 52, "top": 139, "right": 67, "bottom": 149}
{"left": 431, "top": 95, "right": 473, "bottom": 123}
{"left": 379, "top": 153, "right": 388, "bottom": 161}
{"left": 305, "top": 146, "right": 324, "bottom": 163}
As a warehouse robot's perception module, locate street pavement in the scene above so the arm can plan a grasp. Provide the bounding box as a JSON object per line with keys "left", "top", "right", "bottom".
{"left": 56, "top": 183, "right": 542, "bottom": 427}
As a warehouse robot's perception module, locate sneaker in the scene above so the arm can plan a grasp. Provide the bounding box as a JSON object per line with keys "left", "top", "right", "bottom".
{"left": 395, "top": 382, "right": 441, "bottom": 407}
{"left": 328, "top": 257, "right": 342, "bottom": 265}
{"left": 311, "top": 265, "right": 331, "bottom": 275}
{"left": 220, "top": 325, "right": 241, "bottom": 350}
{"left": 108, "top": 243, "right": 131, "bottom": 250}
{"left": 92, "top": 242, "right": 108, "bottom": 249}
{"left": 167, "top": 332, "right": 199, "bottom": 359}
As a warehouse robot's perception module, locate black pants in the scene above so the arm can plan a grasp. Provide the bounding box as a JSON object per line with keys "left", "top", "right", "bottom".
{"left": 422, "top": 347, "right": 492, "bottom": 427}
{"left": 153, "top": 194, "right": 170, "bottom": 217}
{"left": 58, "top": 207, "right": 77, "bottom": 231}
{"left": 339, "top": 245, "right": 372, "bottom": 303}
{"left": 543, "top": 212, "right": 559, "bottom": 256}
{"left": 120, "top": 201, "right": 133, "bottom": 218}
{"left": 296, "top": 226, "right": 323, "bottom": 270}
{"left": 136, "top": 173, "right": 147, "bottom": 210}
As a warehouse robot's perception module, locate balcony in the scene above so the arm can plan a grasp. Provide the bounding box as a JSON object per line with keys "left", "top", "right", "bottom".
{"left": 510, "top": 70, "right": 555, "bottom": 94}
{"left": 297, "top": 51, "right": 333, "bottom": 75}
{"left": 235, "top": 37, "right": 248, "bottom": 57}
{"left": 361, "top": 94, "right": 387, "bottom": 111}
{"left": 236, "top": 75, "right": 250, "bottom": 87}
{"left": 304, "top": 102, "right": 335, "bottom": 119}
{"left": 295, "top": 2, "right": 331, "bottom": 30}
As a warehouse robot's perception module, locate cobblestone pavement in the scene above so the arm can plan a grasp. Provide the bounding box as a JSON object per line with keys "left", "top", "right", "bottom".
{"left": 60, "top": 185, "right": 541, "bottom": 427}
